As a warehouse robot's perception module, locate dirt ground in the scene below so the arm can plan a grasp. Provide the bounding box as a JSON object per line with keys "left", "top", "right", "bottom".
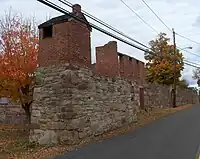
{"left": 0, "top": 104, "right": 194, "bottom": 159}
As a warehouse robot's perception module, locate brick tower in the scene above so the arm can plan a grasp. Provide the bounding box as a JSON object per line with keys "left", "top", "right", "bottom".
{"left": 38, "top": 4, "right": 91, "bottom": 67}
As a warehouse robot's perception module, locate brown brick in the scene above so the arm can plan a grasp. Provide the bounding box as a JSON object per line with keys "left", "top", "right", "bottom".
{"left": 118, "top": 54, "right": 133, "bottom": 79}
{"left": 95, "top": 41, "right": 118, "bottom": 77}
{"left": 132, "top": 58, "right": 140, "bottom": 81}
{"left": 38, "top": 5, "right": 91, "bottom": 68}
{"left": 138, "top": 61, "right": 145, "bottom": 85}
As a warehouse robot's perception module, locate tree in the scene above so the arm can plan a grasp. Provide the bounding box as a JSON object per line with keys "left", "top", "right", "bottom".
{"left": 188, "top": 87, "right": 198, "bottom": 93}
{"left": 177, "top": 79, "right": 189, "bottom": 88}
{"left": 193, "top": 68, "right": 200, "bottom": 87}
{"left": 145, "top": 33, "right": 184, "bottom": 85}
{"left": 0, "top": 11, "right": 38, "bottom": 124}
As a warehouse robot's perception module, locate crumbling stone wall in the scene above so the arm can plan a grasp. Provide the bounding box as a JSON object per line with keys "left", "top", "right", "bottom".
{"left": 29, "top": 3, "right": 199, "bottom": 146}
{"left": 30, "top": 63, "right": 139, "bottom": 145}
{"left": 0, "top": 104, "right": 26, "bottom": 124}
{"left": 144, "top": 83, "right": 199, "bottom": 108}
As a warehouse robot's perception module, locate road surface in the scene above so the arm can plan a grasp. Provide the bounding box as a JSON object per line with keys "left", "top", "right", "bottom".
{"left": 53, "top": 106, "right": 200, "bottom": 159}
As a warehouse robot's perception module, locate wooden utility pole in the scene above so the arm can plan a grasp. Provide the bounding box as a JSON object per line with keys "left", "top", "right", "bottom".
{"left": 172, "top": 28, "right": 176, "bottom": 107}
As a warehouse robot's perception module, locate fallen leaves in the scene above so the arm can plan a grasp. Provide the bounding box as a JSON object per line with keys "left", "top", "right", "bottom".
{"left": 0, "top": 104, "right": 194, "bottom": 159}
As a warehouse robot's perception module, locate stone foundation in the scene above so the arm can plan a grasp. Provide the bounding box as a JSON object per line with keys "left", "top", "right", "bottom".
{"left": 30, "top": 63, "right": 139, "bottom": 145}
{"left": 30, "top": 64, "right": 199, "bottom": 145}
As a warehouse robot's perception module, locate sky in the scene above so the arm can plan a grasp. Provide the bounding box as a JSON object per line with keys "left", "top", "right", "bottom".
{"left": 0, "top": 0, "right": 200, "bottom": 86}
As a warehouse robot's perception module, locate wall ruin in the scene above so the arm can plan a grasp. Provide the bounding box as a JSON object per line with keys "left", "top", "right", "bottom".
{"left": 0, "top": 104, "right": 26, "bottom": 125}
{"left": 30, "top": 64, "right": 139, "bottom": 145}
{"left": 30, "top": 4, "right": 199, "bottom": 145}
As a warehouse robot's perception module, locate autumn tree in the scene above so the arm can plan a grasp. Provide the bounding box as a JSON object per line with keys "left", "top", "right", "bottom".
{"left": 145, "top": 33, "right": 184, "bottom": 85}
{"left": 0, "top": 11, "right": 38, "bottom": 124}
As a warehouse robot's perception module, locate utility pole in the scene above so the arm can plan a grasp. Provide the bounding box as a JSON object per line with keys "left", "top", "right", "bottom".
{"left": 172, "top": 28, "right": 176, "bottom": 107}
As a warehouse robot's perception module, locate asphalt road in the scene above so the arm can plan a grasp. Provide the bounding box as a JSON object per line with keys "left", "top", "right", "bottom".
{"left": 54, "top": 106, "right": 200, "bottom": 159}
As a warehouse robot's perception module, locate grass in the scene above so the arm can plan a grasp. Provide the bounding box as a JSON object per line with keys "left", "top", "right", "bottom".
{"left": 0, "top": 104, "right": 194, "bottom": 159}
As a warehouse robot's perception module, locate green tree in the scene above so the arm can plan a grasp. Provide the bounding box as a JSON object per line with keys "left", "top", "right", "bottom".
{"left": 145, "top": 33, "right": 184, "bottom": 85}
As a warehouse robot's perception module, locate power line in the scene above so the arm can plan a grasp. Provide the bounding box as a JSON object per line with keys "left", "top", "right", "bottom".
{"left": 60, "top": 0, "right": 199, "bottom": 61}
{"left": 58, "top": 0, "right": 150, "bottom": 49}
{"left": 119, "top": 0, "right": 158, "bottom": 34}
{"left": 175, "top": 33, "right": 200, "bottom": 45}
{"left": 178, "top": 48, "right": 200, "bottom": 58}
{"left": 185, "top": 57, "right": 200, "bottom": 64}
{"left": 140, "top": 0, "right": 200, "bottom": 45}
{"left": 184, "top": 61, "right": 200, "bottom": 69}
{"left": 184, "top": 59, "right": 200, "bottom": 67}
{"left": 37, "top": 0, "right": 151, "bottom": 53}
{"left": 140, "top": 0, "right": 171, "bottom": 32}
{"left": 38, "top": 0, "right": 200, "bottom": 70}
{"left": 121, "top": 0, "right": 200, "bottom": 58}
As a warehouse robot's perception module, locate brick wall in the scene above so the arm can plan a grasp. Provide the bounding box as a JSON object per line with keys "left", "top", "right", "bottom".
{"left": 38, "top": 22, "right": 70, "bottom": 67}
{"left": 95, "top": 41, "right": 118, "bottom": 77}
{"left": 118, "top": 53, "right": 134, "bottom": 79}
{"left": 38, "top": 5, "right": 91, "bottom": 68}
{"left": 37, "top": 3, "right": 144, "bottom": 83}
{"left": 94, "top": 41, "right": 145, "bottom": 83}
{"left": 138, "top": 61, "right": 145, "bottom": 85}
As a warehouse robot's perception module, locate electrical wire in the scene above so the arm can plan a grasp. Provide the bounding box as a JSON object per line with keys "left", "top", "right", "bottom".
{"left": 140, "top": 0, "right": 200, "bottom": 45}
{"left": 60, "top": 0, "right": 199, "bottom": 63}
{"left": 37, "top": 0, "right": 200, "bottom": 69}
{"left": 60, "top": 0, "right": 200, "bottom": 59}
{"left": 178, "top": 48, "right": 200, "bottom": 58}
{"left": 120, "top": 0, "right": 200, "bottom": 58}
{"left": 37, "top": 0, "right": 151, "bottom": 53}
{"left": 140, "top": 0, "right": 171, "bottom": 32}
{"left": 184, "top": 61, "right": 200, "bottom": 69}
{"left": 176, "top": 33, "right": 200, "bottom": 45}
{"left": 119, "top": 0, "right": 158, "bottom": 34}
{"left": 184, "top": 59, "right": 200, "bottom": 67}
{"left": 58, "top": 0, "right": 151, "bottom": 49}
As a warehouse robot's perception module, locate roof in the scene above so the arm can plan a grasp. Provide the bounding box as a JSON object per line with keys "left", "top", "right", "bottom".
{"left": 38, "top": 12, "right": 91, "bottom": 31}
{"left": 38, "top": 14, "right": 71, "bottom": 29}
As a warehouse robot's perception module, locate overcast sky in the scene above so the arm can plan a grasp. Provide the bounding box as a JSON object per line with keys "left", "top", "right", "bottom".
{"left": 1, "top": 0, "right": 200, "bottom": 86}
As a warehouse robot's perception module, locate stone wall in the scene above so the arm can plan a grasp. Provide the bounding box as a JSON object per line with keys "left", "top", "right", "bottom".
{"left": 30, "top": 63, "right": 139, "bottom": 145}
{"left": 144, "top": 83, "right": 199, "bottom": 108}
{"left": 30, "top": 63, "right": 199, "bottom": 145}
{"left": 0, "top": 104, "right": 26, "bottom": 124}
{"left": 30, "top": 3, "right": 199, "bottom": 146}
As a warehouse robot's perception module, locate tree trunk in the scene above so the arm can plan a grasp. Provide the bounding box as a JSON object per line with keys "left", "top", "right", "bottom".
{"left": 22, "top": 103, "right": 31, "bottom": 125}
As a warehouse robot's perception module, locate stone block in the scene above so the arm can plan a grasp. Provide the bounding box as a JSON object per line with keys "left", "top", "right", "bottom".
{"left": 59, "top": 130, "right": 79, "bottom": 145}
{"left": 38, "top": 130, "right": 58, "bottom": 145}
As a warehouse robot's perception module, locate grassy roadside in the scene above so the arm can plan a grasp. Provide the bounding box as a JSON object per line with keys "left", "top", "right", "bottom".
{"left": 0, "top": 104, "right": 194, "bottom": 159}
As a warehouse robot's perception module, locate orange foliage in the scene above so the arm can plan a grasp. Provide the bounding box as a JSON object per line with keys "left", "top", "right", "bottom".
{"left": 0, "top": 14, "right": 38, "bottom": 121}
{"left": 145, "top": 33, "right": 184, "bottom": 85}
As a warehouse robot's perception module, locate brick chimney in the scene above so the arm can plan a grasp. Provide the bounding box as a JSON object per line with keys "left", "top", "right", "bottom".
{"left": 72, "top": 4, "right": 82, "bottom": 16}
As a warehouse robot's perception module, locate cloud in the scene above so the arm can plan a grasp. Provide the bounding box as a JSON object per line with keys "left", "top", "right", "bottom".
{"left": 0, "top": 0, "right": 200, "bottom": 85}
{"left": 193, "top": 15, "right": 200, "bottom": 27}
